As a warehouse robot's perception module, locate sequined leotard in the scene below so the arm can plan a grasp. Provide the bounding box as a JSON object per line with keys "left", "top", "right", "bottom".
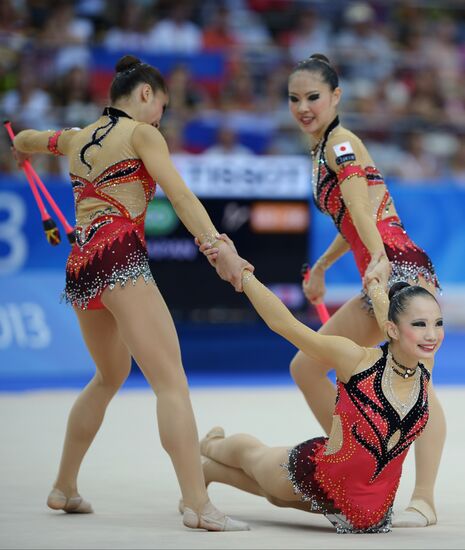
{"left": 286, "top": 342, "right": 430, "bottom": 533}
{"left": 312, "top": 117, "right": 439, "bottom": 291}
{"left": 59, "top": 107, "right": 156, "bottom": 309}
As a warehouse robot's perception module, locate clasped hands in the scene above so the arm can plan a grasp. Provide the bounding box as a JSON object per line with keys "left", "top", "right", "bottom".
{"left": 195, "top": 234, "right": 253, "bottom": 292}
{"left": 363, "top": 251, "right": 391, "bottom": 291}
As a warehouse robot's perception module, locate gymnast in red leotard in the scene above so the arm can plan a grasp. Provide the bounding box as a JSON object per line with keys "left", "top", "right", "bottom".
{"left": 13, "top": 54, "right": 251, "bottom": 531}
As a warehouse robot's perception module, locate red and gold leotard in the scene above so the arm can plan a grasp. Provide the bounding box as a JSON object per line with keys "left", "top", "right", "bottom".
{"left": 58, "top": 107, "right": 156, "bottom": 309}
{"left": 286, "top": 343, "right": 430, "bottom": 533}
{"left": 312, "top": 116, "right": 439, "bottom": 289}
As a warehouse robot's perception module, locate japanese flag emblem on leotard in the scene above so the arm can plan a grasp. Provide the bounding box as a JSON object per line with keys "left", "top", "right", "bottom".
{"left": 333, "top": 141, "right": 356, "bottom": 165}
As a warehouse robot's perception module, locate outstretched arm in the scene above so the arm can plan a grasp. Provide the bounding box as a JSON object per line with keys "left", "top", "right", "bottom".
{"left": 13, "top": 128, "right": 79, "bottom": 156}
{"left": 241, "top": 270, "right": 365, "bottom": 382}
{"left": 133, "top": 124, "right": 252, "bottom": 289}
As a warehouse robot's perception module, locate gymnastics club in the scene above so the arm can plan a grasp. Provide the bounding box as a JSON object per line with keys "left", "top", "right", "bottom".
{"left": 4, "top": 121, "right": 75, "bottom": 245}
{"left": 301, "top": 263, "right": 331, "bottom": 324}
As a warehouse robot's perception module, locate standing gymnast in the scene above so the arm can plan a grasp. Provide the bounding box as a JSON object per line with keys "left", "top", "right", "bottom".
{"left": 12, "top": 54, "right": 251, "bottom": 531}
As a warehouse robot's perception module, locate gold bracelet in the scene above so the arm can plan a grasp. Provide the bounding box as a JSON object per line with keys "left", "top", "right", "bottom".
{"left": 242, "top": 270, "right": 254, "bottom": 286}
{"left": 368, "top": 283, "right": 388, "bottom": 305}
{"left": 199, "top": 231, "right": 219, "bottom": 247}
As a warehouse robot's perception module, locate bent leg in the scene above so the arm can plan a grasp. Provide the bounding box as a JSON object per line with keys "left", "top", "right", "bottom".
{"left": 201, "top": 430, "right": 298, "bottom": 502}
{"left": 52, "top": 307, "right": 131, "bottom": 501}
{"left": 291, "top": 295, "right": 383, "bottom": 434}
{"left": 203, "top": 458, "right": 311, "bottom": 512}
{"left": 203, "top": 458, "right": 265, "bottom": 497}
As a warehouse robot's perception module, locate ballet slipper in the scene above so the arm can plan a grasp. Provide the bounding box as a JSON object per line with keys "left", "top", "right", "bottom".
{"left": 182, "top": 501, "right": 250, "bottom": 531}
{"left": 200, "top": 426, "right": 225, "bottom": 456}
{"left": 392, "top": 499, "right": 436, "bottom": 527}
{"left": 47, "top": 488, "right": 93, "bottom": 514}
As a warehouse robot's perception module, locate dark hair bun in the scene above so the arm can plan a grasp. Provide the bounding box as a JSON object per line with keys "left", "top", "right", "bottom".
{"left": 309, "top": 53, "right": 331, "bottom": 65}
{"left": 115, "top": 55, "right": 141, "bottom": 73}
{"left": 388, "top": 281, "right": 410, "bottom": 301}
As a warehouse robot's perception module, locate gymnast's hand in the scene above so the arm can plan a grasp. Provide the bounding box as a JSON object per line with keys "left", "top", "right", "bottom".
{"left": 195, "top": 233, "right": 237, "bottom": 267}
{"left": 363, "top": 252, "right": 391, "bottom": 290}
{"left": 11, "top": 146, "right": 30, "bottom": 168}
{"left": 214, "top": 245, "right": 254, "bottom": 292}
{"left": 303, "top": 262, "right": 326, "bottom": 305}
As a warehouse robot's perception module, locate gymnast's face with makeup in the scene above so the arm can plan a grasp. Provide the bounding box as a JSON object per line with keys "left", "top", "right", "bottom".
{"left": 387, "top": 293, "right": 444, "bottom": 362}
{"left": 288, "top": 70, "right": 341, "bottom": 140}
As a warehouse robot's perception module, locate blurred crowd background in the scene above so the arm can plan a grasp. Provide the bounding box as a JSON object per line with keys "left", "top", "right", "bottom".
{"left": 1, "top": 0, "right": 465, "bottom": 387}
{"left": 2, "top": 0, "right": 465, "bottom": 184}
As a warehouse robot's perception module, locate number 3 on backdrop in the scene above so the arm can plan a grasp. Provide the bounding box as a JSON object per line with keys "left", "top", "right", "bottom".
{"left": 0, "top": 192, "right": 27, "bottom": 274}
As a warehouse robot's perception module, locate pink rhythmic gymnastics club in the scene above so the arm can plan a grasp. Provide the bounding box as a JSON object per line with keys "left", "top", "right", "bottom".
{"left": 4, "top": 121, "right": 75, "bottom": 244}
{"left": 302, "top": 263, "right": 331, "bottom": 324}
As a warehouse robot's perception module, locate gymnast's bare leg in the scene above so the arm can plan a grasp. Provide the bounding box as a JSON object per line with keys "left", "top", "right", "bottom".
{"left": 48, "top": 278, "right": 249, "bottom": 530}
{"left": 200, "top": 428, "right": 304, "bottom": 508}
{"left": 47, "top": 306, "right": 131, "bottom": 513}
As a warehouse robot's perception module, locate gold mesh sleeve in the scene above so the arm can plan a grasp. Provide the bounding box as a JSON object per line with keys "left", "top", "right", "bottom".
{"left": 366, "top": 282, "right": 389, "bottom": 335}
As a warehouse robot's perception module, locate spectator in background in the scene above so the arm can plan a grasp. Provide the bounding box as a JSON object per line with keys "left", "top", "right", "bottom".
{"left": 219, "top": 64, "right": 256, "bottom": 112}
{"left": 393, "top": 131, "right": 441, "bottom": 183}
{"left": 204, "top": 125, "right": 254, "bottom": 156}
{"left": 166, "top": 64, "right": 209, "bottom": 122}
{"left": 446, "top": 135, "right": 465, "bottom": 186}
{"left": 1, "top": 64, "right": 53, "bottom": 130}
{"left": 147, "top": 3, "right": 202, "bottom": 53}
{"left": 103, "top": 2, "right": 155, "bottom": 52}
{"left": 52, "top": 65, "right": 100, "bottom": 129}
{"left": 285, "top": 7, "right": 330, "bottom": 64}
{"left": 162, "top": 122, "right": 189, "bottom": 154}
{"left": 201, "top": 5, "right": 237, "bottom": 51}
{"left": 334, "top": 2, "right": 394, "bottom": 84}
{"left": 423, "top": 17, "right": 462, "bottom": 96}
{"left": 38, "top": 1, "right": 93, "bottom": 76}
{"left": 224, "top": 1, "right": 272, "bottom": 50}
{"left": 406, "top": 69, "right": 446, "bottom": 126}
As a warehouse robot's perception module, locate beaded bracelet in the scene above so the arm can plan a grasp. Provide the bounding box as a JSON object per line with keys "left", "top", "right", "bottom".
{"left": 47, "top": 130, "right": 64, "bottom": 156}
{"left": 242, "top": 270, "right": 254, "bottom": 286}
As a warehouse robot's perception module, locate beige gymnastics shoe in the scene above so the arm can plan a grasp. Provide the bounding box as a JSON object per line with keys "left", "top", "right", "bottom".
{"left": 182, "top": 500, "right": 250, "bottom": 531}
{"left": 392, "top": 499, "right": 436, "bottom": 527}
{"left": 47, "top": 488, "right": 93, "bottom": 514}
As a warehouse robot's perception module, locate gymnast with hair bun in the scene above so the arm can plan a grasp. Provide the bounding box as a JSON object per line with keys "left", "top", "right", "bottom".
{"left": 12, "top": 54, "right": 252, "bottom": 531}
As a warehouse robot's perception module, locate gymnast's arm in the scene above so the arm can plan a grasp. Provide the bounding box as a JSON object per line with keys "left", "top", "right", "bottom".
{"left": 313, "top": 233, "right": 350, "bottom": 271}
{"left": 133, "top": 123, "right": 252, "bottom": 288}
{"left": 13, "top": 128, "right": 79, "bottom": 156}
{"left": 326, "top": 135, "right": 387, "bottom": 262}
{"left": 241, "top": 270, "right": 366, "bottom": 382}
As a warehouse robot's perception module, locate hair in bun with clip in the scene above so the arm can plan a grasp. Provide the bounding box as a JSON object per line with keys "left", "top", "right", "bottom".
{"left": 289, "top": 52, "right": 339, "bottom": 90}
{"left": 110, "top": 54, "right": 167, "bottom": 103}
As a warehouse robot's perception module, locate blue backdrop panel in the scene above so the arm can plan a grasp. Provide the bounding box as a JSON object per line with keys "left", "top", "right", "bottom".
{"left": 0, "top": 270, "right": 94, "bottom": 389}
{"left": 0, "top": 177, "right": 74, "bottom": 272}
{"left": 91, "top": 48, "right": 226, "bottom": 80}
